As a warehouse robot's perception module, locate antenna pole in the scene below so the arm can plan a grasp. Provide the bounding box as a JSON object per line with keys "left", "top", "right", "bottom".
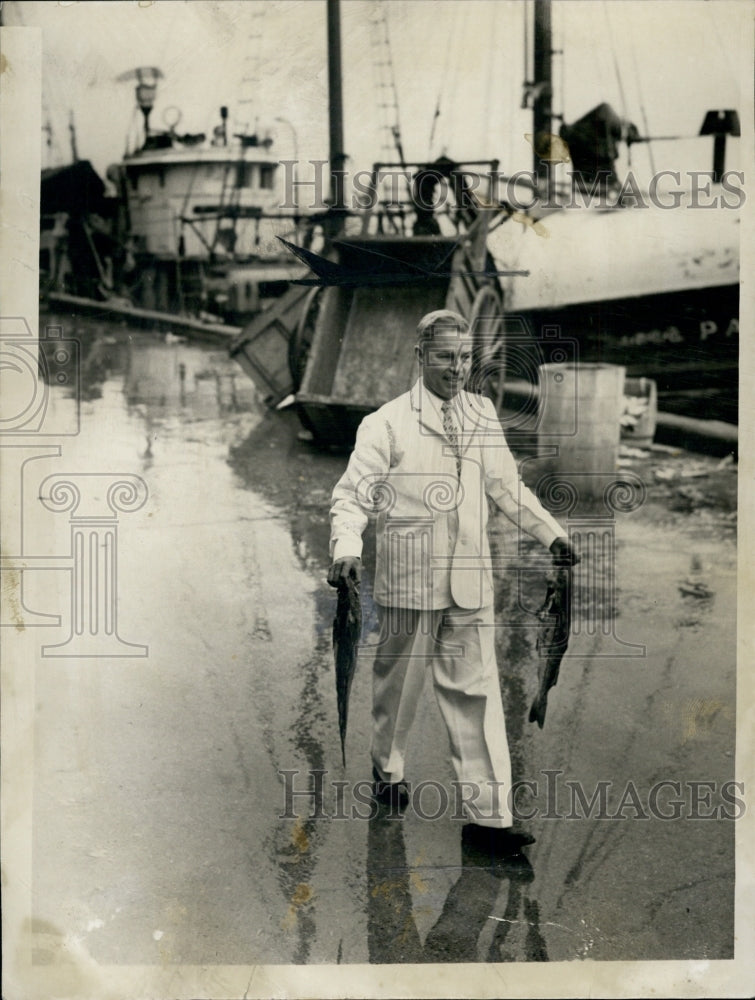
{"left": 68, "top": 110, "right": 79, "bottom": 163}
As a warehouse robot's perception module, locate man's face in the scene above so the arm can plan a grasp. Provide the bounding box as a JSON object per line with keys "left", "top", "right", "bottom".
{"left": 417, "top": 329, "right": 473, "bottom": 400}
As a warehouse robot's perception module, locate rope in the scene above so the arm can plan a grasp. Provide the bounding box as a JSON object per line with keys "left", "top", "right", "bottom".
{"left": 627, "top": 18, "right": 656, "bottom": 175}
{"left": 428, "top": 8, "right": 456, "bottom": 157}
{"left": 370, "top": 0, "right": 405, "bottom": 163}
{"left": 601, "top": 1, "right": 632, "bottom": 167}
{"left": 601, "top": 1, "right": 630, "bottom": 121}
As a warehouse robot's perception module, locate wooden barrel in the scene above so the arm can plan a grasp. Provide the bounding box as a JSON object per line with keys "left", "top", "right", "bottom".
{"left": 537, "top": 362, "right": 626, "bottom": 500}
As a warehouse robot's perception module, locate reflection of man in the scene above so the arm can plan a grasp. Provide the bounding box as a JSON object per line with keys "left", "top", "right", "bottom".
{"left": 328, "top": 310, "right": 578, "bottom": 856}
{"left": 367, "top": 806, "right": 536, "bottom": 964}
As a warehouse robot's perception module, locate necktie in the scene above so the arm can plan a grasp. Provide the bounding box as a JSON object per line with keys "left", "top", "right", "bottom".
{"left": 441, "top": 400, "right": 462, "bottom": 478}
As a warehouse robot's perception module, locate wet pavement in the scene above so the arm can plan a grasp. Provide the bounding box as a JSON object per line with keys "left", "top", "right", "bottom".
{"left": 28, "top": 315, "right": 737, "bottom": 967}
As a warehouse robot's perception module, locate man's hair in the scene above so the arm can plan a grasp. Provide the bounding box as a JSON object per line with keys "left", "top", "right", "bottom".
{"left": 416, "top": 309, "right": 470, "bottom": 347}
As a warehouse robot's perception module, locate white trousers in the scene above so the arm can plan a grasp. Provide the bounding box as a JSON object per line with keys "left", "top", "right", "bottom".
{"left": 371, "top": 604, "right": 514, "bottom": 828}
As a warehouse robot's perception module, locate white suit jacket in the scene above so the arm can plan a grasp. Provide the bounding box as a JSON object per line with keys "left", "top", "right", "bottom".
{"left": 330, "top": 380, "right": 564, "bottom": 610}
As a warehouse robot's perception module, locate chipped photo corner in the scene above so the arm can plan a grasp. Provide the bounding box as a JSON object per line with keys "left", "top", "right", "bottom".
{"left": 0, "top": 2, "right": 753, "bottom": 999}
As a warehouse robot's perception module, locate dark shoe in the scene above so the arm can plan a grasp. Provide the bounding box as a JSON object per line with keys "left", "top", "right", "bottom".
{"left": 372, "top": 766, "right": 410, "bottom": 811}
{"left": 461, "top": 823, "right": 536, "bottom": 858}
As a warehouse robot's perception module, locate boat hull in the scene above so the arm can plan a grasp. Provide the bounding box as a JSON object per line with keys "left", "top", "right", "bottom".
{"left": 512, "top": 282, "right": 738, "bottom": 423}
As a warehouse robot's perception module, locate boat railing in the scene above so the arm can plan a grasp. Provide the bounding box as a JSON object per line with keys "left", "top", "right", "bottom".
{"left": 355, "top": 158, "right": 502, "bottom": 238}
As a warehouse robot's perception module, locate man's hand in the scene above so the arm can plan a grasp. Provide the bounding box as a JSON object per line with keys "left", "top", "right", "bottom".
{"left": 327, "top": 556, "right": 362, "bottom": 588}
{"left": 550, "top": 536, "right": 580, "bottom": 567}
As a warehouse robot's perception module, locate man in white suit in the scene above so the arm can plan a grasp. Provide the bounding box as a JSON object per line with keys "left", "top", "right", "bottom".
{"left": 328, "top": 309, "right": 578, "bottom": 855}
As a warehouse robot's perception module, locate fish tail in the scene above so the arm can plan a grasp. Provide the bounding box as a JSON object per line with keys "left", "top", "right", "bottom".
{"left": 529, "top": 696, "right": 546, "bottom": 728}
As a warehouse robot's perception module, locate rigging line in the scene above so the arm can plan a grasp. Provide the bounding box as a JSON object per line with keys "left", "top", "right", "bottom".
{"left": 434, "top": 3, "right": 463, "bottom": 158}
{"left": 443, "top": 5, "right": 469, "bottom": 157}
{"left": 601, "top": 0, "right": 633, "bottom": 168}
{"left": 156, "top": 2, "right": 181, "bottom": 82}
{"left": 601, "top": 0, "right": 629, "bottom": 121}
{"left": 384, "top": 3, "right": 405, "bottom": 165}
{"left": 234, "top": 0, "right": 269, "bottom": 134}
{"left": 704, "top": 0, "right": 740, "bottom": 93}
{"left": 170, "top": 13, "right": 214, "bottom": 222}
{"left": 428, "top": 5, "right": 457, "bottom": 157}
{"left": 626, "top": 17, "right": 656, "bottom": 176}
{"left": 370, "top": 0, "right": 405, "bottom": 164}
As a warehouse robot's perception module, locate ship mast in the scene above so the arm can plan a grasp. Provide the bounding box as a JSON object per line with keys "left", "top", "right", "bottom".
{"left": 327, "top": 0, "right": 346, "bottom": 233}
{"left": 532, "top": 0, "right": 553, "bottom": 200}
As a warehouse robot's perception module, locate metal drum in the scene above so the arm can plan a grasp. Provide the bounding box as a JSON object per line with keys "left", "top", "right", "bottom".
{"left": 537, "top": 362, "right": 626, "bottom": 502}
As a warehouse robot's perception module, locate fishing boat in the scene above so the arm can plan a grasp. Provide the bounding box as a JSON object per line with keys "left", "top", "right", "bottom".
{"left": 485, "top": 3, "right": 740, "bottom": 425}
{"left": 489, "top": 195, "right": 739, "bottom": 423}
{"left": 40, "top": 157, "right": 121, "bottom": 301}
{"left": 103, "top": 67, "right": 306, "bottom": 323}
{"left": 228, "top": 0, "right": 740, "bottom": 439}
{"left": 230, "top": 2, "right": 512, "bottom": 445}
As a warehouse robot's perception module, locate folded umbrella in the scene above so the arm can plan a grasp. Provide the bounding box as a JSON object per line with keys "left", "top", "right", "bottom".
{"left": 529, "top": 566, "right": 571, "bottom": 729}
{"left": 333, "top": 575, "right": 362, "bottom": 766}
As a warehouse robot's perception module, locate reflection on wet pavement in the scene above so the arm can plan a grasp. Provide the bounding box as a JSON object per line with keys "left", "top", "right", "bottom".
{"left": 366, "top": 809, "right": 544, "bottom": 964}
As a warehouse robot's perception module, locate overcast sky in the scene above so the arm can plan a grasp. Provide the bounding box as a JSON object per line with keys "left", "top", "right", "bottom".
{"left": 5, "top": 0, "right": 750, "bottom": 188}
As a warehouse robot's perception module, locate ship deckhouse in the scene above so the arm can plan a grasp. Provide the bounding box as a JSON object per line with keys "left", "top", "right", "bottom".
{"left": 120, "top": 133, "right": 284, "bottom": 261}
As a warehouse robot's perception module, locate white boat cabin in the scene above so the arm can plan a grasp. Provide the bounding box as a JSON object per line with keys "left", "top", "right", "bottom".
{"left": 117, "top": 135, "right": 291, "bottom": 261}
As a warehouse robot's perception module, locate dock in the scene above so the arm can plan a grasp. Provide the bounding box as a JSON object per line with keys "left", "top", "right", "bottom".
{"left": 45, "top": 291, "right": 241, "bottom": 343}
